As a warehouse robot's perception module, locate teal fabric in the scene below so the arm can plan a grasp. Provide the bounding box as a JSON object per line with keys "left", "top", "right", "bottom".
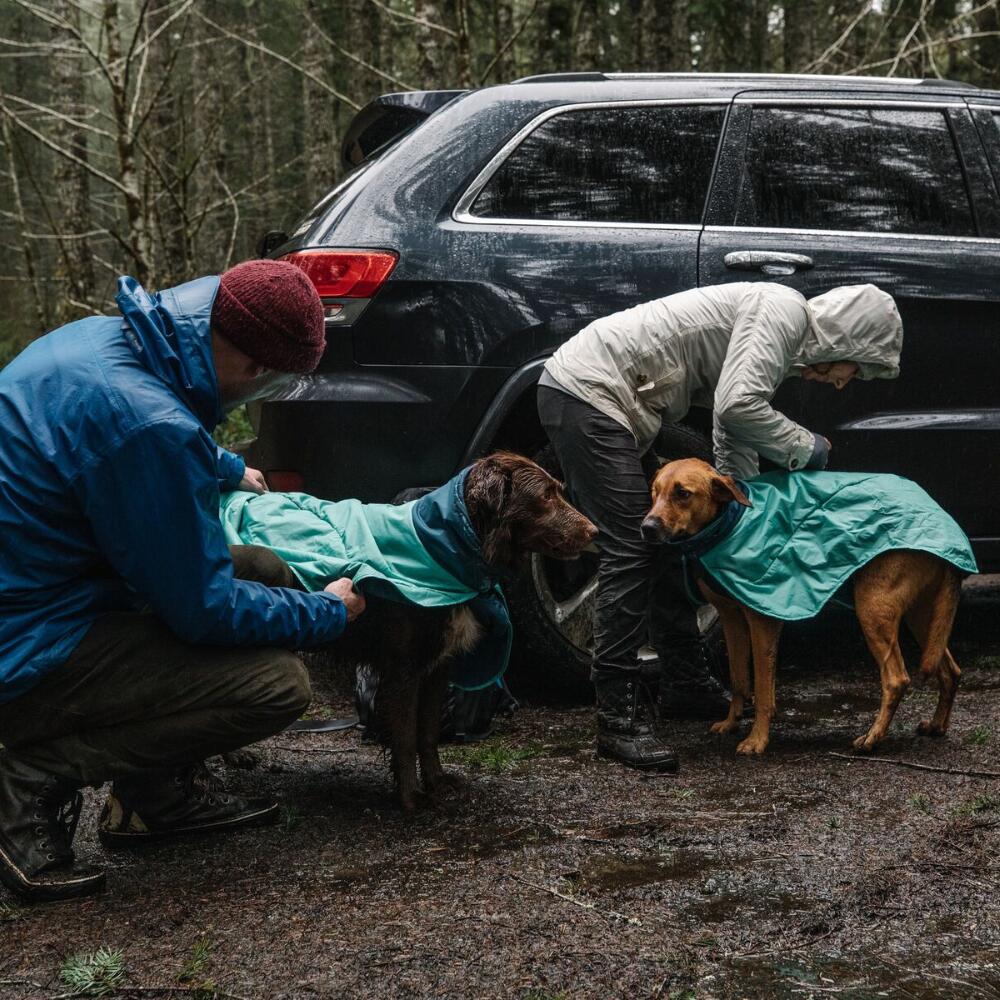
{"left": 219, "top": 476, "right": 512, "bottom": 690}
{"left": 220, "top": 491, "right": 478, "bottom": 605}
{"left": 669, "top": 471, "right": 977, "bottom": 621}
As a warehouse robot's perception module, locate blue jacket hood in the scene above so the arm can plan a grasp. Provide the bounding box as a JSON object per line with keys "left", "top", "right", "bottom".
{"left": 116, "top": 274, "right": 223, "bottom": 430}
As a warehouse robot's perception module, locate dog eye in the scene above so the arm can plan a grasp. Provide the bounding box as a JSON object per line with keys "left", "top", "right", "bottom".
{"left": 674, "top": 486, "right": 691, "bottom": 500}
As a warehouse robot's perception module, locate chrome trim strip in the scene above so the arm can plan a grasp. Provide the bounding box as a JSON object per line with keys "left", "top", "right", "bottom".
{"left": 733, "top": 98, "right": 964, "bottom": 109}
{"left": 452, "top": 98, "right": 729, "bottom": 225}
{"left": 969, "top": 103, "right": 1000, "bottom": 111}
{"left": 705, "top": 225, "right": 1000, "bottom": 245}
{"left": 605, "top": 72, "right": 956, "bottom": 85}
{"left": 450, "top": 217, "right": 703, "bottom": 231}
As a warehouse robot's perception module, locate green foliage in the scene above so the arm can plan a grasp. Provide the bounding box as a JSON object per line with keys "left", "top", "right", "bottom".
{"left": 0, "top": 901, "right": 23, "bottom": 923}
{"left": 279, "top": 804, "right": 303, "bottom": 832}
{"left": 179, "top": 938, "right": 213, "bottom": 983}
{"left": 59, "top": 947, "right": 126, "bottom": 997}
{"left": 215, "top": 406, "right": 255, "bottom": 451}
{"left": 908, "top": 793, "right": 932, "bottom": 814}
{"left": 952, "top": 794, "right": 1000, "bottom": 818}
{"left": 445, "top": 738, "right": 540, "bottom": 774}
{"left": 177, "top": 938, "right": 220, "bottom": 999}
{"left": 966, "top": 726, "right": 990, "bottom": 746}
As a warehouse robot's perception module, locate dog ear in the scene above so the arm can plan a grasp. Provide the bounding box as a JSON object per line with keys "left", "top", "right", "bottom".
{"left": 468, "top": 456, "right": 516, "bottom": 567}
{"left": 711, "top": 474, "right": 752, "bottom": 508}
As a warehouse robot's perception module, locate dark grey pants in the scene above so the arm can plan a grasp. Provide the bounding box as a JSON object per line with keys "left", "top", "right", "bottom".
{"left": 538, "top": 386, "right": 699, "bottom": 681}
{"left": 0, "top": 546, "right": 311, "bottom": 787}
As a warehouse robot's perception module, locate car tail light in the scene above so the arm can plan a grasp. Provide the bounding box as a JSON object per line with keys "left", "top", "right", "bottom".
{"left": 266, "top": 470, "right": 305, "bottom": 492}
{"left": 280, "top": 249, "right": 397, "bottom": 298}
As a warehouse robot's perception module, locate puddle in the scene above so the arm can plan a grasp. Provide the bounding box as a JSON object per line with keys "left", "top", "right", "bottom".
{"left": 575, "top": 849, "right": 717, "bottom": 889}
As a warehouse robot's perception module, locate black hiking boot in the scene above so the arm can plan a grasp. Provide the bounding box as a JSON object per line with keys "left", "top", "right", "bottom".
{"left": 98, "top": 763, "right": 278, "bottom": 848}
{"left": 658, "top": 638, "right": 733, "bottom": 720}
{"left": 0, "top": 754, "right": 105, "bottom": 903}
{"left": 595, "top": 674, "right": 679, "bottom": 773}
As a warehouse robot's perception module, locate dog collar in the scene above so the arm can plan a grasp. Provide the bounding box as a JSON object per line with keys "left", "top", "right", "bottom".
{"left": 411, "top": 468, "right": 497, "bottom": 596}
{"left": 663, "top": 486, "right": 748, "bottom": 559}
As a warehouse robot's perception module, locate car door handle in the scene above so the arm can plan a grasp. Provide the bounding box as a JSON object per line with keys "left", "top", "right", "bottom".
{"left": 724, "top": 251, "right": 814, "bottom": 276}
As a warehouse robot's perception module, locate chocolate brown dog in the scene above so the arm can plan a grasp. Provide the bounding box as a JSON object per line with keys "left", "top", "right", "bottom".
{"left": 642, "top": 458, "right": 963, "bottom": 756}
{"left": 337, "top": 452, "right": 597, "bottom": 810}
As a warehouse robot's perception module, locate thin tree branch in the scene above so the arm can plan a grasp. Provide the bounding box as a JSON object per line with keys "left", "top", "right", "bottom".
{"left": 195, "top": 12, "right": 360, "bottom": 110}
{"left": 0, "top": 103, "right": 128, "bottom": 195}
{"left": 829, "top": 752, "right": 1000, "bottom": 780}
{"left": 364, "top": 0, "right": 458, "bottom": 38}
{"left": 479, "top": 0, "right": 541, "bottom": 85}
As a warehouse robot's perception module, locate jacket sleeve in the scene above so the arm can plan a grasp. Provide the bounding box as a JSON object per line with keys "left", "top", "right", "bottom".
{"left": 73, "top": 420, "right": 346, "bottom": 648}
{"left": 712, "top": 412, "right": 760, "bottom": 480}
{"left": 216, "top": 445, "right": 246, "bottom": 492}
{"left": 713, "top": 286, "right": 817, "bottom": 474}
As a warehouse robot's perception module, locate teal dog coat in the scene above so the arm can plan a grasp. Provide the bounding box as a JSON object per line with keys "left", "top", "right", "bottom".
{"left": 668, "top": 471, "right": 977, "bottom": 621}
{"left": 220, "top": 469, "right": 511, "bottom": 690}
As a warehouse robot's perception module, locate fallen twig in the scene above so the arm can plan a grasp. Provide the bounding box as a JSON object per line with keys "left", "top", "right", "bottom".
{"left": 503, "top": 872, "right": 642, "bottom": 926}
{"left": 270, "top": 744, "right": 358, "bottom": 755}
{"left": 828, "top": 752, "right": 1000, "bottom": 780}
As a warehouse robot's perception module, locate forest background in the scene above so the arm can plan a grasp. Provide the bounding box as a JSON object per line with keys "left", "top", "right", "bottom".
{"left": 1, "top": 0, "right": 998, "bottom": 380}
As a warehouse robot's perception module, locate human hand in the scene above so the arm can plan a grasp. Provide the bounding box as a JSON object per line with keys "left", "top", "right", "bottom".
{"left": 239, "top": 467, "right": 269, "bottom": 494}
{"left": 324, "top": 577, "right": 366, "bottom": 622}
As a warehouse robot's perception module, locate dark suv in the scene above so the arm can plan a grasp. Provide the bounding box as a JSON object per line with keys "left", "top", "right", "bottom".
{"left": 253, "top": 71, "right": 1000, "bottom": 691}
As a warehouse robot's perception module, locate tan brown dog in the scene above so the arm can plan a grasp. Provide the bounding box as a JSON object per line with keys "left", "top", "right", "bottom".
{"left": 642, "top": 458, "right": 962, "bottom": 756}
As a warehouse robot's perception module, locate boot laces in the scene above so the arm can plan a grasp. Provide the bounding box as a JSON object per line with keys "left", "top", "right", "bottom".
{"left": 177, "top": 764, "right": 235, "bottom": 809}
{"left": 33, "top": 787, "right": 82, "bottom": 863}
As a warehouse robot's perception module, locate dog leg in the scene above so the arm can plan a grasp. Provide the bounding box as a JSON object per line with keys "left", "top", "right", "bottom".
{"left": 377, "top": 668, "right": 423, "bottom": 813}
{"left": 855, "top": 605, "right": 909, "bottom": 753}
{"left": 736, "top": 613, "right": 782, "bottom": 755}
{"left": 417, "top": 664, "right": 458, "bottom": 799}
{"left": 905, "top": 570, "right": 962, "bottom": 738}
{"left": 699, "top": 585, "right": 750, "bottom": 735}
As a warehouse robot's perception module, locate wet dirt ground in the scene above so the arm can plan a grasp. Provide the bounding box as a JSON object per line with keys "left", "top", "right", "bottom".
{"left": 1, "top": 599, "right": 999, "bottom": 999}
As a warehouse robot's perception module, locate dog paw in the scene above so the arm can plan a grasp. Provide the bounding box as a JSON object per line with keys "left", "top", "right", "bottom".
{"left": 851, "top": 733, "right": 878, "bottom": 753}
{"left": 709, "top": 720, "right": 738, "bottom": 735}
{"left": 917, "top": 720, "right": 945, "bottom": 738}
{"left": 736, "top": 736, "right": 767, "bottom": 755}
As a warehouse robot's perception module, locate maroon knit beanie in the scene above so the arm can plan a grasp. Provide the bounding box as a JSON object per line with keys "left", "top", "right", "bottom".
{"left": 212, "top": 260, "right": 325, "bottom": 373}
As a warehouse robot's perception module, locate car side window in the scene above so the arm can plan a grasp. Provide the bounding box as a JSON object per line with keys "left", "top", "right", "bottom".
{"left": 735, "top": 107, "right": 976, "bottom": 237}
{"left": 470, "top": 105, "right": 724, "bottom": 225}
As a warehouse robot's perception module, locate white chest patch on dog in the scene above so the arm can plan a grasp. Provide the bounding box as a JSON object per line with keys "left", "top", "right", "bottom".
{"left": 432, "top": 605, "right": 483, "bottom": 667}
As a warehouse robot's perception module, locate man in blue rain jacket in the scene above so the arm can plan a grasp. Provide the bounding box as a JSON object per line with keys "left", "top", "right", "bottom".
{"left": 0, "top": 259, "right": 364, "bottom": 903}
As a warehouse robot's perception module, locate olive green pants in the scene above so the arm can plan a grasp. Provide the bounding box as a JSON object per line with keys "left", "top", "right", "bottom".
{"left": 0, "top": 546, "right": 311, "bottom": 786}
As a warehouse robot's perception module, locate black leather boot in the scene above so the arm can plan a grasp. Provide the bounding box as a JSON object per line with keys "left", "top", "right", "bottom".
{"left": 594, "top": 674, "right": 679, "bottom": 772}
{"left": 0, "top": 754, "right": 105, "bottom": 902}
{"left": 98, "top": 763, "right": 278, "bottom": 848}
{"left": 658, "top": 638, "right": 733, "bottom": 720}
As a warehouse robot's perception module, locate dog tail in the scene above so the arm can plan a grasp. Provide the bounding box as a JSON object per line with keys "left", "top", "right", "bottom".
{"left": 917, "top": 567, "right": 961, "bottom": 678}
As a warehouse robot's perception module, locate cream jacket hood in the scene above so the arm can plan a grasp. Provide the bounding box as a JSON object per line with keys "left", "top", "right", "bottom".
{"left": 543, "top": 282, "right": 902, "bottom": 479}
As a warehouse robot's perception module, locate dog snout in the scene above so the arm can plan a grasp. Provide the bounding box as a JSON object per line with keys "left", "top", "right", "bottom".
{"left": 582, "top": 518, "right": 598, "bottom": 544}
{"left": 640, "top": 516, "right": 667, "bottom": 544}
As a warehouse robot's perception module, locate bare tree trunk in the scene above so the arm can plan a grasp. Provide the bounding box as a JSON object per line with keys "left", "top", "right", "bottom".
{"left": 1, "top": 112, "right": 47, "bottom": 330}
{"left": 414, "top": 0, "right": 446, "bottom": 87}
{"left": 51, "top": 0, "right": 95, "bottom": 317}
{"left": 301, "top": 0, "right": 337, "bottom": 202}
{"left": 452, "top": 0, "right": 473, "bottom": 87}
{"left": 644, "top": 0, "right": 692, "bottom": 70}
{"left": 535, "top": 0, "right": 573, "bottom": 72}
{"left": 783, "top": 0, "right": 817, "bottom": 72}
{"left": 493, "top": 0, "right": 516, "bottom": 81}
{"left": 102, "top": 0, "right": 154, "bottom": 284}
{"left": 574, "top": 0, "right": 601, "bottom": 69}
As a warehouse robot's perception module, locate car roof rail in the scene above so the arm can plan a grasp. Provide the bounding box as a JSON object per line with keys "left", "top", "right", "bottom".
{"left": 513, "top": 72, "right": 609, "bottom": 83}
{"left": 512, "top": 71, "right": 978, "bottom": 89}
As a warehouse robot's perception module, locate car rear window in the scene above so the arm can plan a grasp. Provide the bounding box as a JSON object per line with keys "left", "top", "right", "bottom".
{"left": 470, "top": 104, "right": 724, "bottom": 225}
{"left": 735, "top": 107, "right": 975, "bottom": 237}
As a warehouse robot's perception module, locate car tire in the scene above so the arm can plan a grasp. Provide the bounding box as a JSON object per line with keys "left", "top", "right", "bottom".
{"left": 505, "top": 423, "right": 714, "bottom": 702}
